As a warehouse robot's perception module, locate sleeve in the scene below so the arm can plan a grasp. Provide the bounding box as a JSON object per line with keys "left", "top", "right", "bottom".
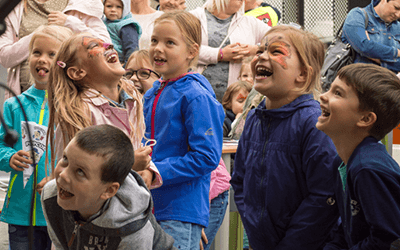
{"left": 120, "top": 25, "right": 139, "bottom": 64}
{"left": 0, "top": 17, "right": 32, "bottom": 69}
{"left": 323, "top": 222, "right": 349, "bottom": 250}
{"left": 0, "top": 100, "right": 18, "bottom": 173}
{"left": 63, "top": 10, "right": 111, "bottom": 43}
{"left": 275, "top": 115, "right": 340, "bottom": 250}
{"left": 148, "top": 161, "right": 163, "bottom": 189}
{"left": 153, "top": 94, "right": 224, "bottom": 186}
{"left": 198, "top": 45, "right": 220, "bottom": 66}
{"left": 343, "top": 8, "right": 397, "bottom": 61}
{"left": 346, "top": 168, "right": 400, "bottom": 249}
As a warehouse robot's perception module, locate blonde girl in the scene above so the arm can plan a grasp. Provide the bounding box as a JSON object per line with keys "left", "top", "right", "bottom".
{"left": 124, "top": 49, "right": 160, "bottom": 94}
{"left": 144, "top": 11, "right": 225, "bottom": 250}
{"left": 238, "top": 56, "right": 254, "bottom": 85}
{"left": 231, "top": 25, "right": 339, "bottom": 250}
{"left": 45, "top": 33, "right": 162, "bottom": 189}
{"left": 0, "top": 25, "right": 72, "bottom": 250}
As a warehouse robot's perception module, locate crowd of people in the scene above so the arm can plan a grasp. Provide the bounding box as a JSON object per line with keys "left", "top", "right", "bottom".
{"left": 1, "top": 0, "right": 400, "bottom": 250}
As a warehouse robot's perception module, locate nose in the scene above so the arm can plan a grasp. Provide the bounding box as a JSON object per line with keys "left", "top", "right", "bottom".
{"left": 319, "top": 92, "right": 328, "bottom": 103}
{"left": 130, "top": 72, "right": 139, "bottom": 81}
{"left": 37, "top": 54, "right": 48, "bottom": 63}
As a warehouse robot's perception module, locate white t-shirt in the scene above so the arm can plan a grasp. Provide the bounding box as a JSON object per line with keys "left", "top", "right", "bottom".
{"left": 133, "top": 11, "right": 164, "bottom": 50}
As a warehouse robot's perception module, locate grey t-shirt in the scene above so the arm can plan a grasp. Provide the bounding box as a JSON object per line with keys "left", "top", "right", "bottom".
{"left": 202, "top": 10, "right": 232, "bottom": 103}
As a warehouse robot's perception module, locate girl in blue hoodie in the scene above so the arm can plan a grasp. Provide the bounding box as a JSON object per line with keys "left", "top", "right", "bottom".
{"left": 231, "top": 25, "right": 339, "bottom": 250}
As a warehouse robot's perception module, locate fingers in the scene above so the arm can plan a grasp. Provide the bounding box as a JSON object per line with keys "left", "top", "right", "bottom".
{"left": 36, "top": 176, "right": 51, "bottom": 195}
{"left": 201, "top": 228, "right": 208, "bottom": 243}
{"left": 10, "top": 150, "right": 32, "bottom": 171}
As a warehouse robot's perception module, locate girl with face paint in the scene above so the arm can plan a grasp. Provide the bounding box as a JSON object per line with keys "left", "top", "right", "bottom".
{"left": 231, "top": 25, "right": 340, "bottom": 250}
{"left": 42, "top": 33, "right": 163, "bottom": 194}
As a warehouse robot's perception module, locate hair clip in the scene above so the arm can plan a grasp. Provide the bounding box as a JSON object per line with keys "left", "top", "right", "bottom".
{"left": 57, "top": 61, "right": 66, "bottom": 68}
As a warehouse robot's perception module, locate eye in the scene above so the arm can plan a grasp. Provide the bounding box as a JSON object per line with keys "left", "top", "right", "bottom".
{"left": 334, "top": 90, "right": 341, "bottom": 96}
{"left": 32, "top": 50, "right": 40, "bottom": 55}
{"left": 242, "top": 74, "right": 248, "bottom": 78}
{"left": 49, "top": 52, "right": 56, "bottom": 58}
{"left": 150, "top": 38, "right": 157, "bottom": 44}
{"left": 87, "top": 42, "right": 99, "bottom": 50}
{"left": 167, "top": 40, "right": 175, "bottom": 45}
{"left": 76, "top": 168, "right": 85, "bottom": 177}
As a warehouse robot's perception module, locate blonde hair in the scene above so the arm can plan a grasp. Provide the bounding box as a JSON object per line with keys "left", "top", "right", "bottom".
{"left": 204, "top": 0, "right": 244, "bottom": 16}
{"left": 46, "top": 34, "right": 144, "bottom": 172}
{"left": 238, "top": 56, "right": 253, "bottom": 78}
{"left": 126, "top": 49, "right": 153, "bottom": 70}
{"left": 222, "top": 80, "right": 252, "bottom": 110}
{"left": 263, "top": 25, "right": 325, "bottom": 99}
{"left": 29, "top": 25, "right": 73, "bottom": 53}
{"left": 154, "top": 11, "right": 201, "bottom": 69}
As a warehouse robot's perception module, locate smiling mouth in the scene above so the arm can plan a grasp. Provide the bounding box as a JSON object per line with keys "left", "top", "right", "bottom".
{"left": 58, "top": 185, "right": 74, "bottom": 199}
{"left": 154, "top": 57, "right": 166, "bottom": 65}
{"left": 255, "top": 66, "right": 273, "bottom": 78}
{"left": 321, "top": 107, "right": 330, "bottom": 117}
{"left": 36, "top": 68, "right": 49, "bottom": 77}
{"left": 104, "top": 50, "right": 118, "bottom": 63}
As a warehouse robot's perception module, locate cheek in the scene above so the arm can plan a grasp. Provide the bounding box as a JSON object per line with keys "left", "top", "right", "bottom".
{"left": 270, "top": 54, "right": 288, "bottom": 69}
{"left": 89, "top": 47, "right": 103, "bottom": 58}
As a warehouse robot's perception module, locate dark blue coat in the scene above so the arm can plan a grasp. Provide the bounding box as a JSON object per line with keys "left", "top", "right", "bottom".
{"left": 231, "top": 94, "right": 339, "bottom": 250}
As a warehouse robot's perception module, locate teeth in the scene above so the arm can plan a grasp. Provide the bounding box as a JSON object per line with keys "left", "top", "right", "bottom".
{"left": 321, "top": 107, "right": 330, "bottom": 117}
{"left": 256, "top": 66, "right": 272, "bottom": 77}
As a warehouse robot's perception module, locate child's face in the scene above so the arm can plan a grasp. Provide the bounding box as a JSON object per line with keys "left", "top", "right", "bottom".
{"left": 239, "top": 64, "right": 253, "bottom": 85}
{"left": 316, "top": 77, "right": 362, "bottom": 137}
{"left": 149, "top": 20, "right": 196, "bottom": 81}
{"left": 104, "top": 0, "right": 123, "bottom": 21}
{"left": 55, "top": 139, "right": 114, "bottom": 220}
{"left": 125, "top": 57, "right": 159, "bottom": 94}
{"left": 29, "top": 36, "right": 61, "bottom": 90}
{"left": 231, "top": 89, "right": 249, "bottom": 115}
{"left": 252, "top": 32, "right": 304, "bottom": 106}
{"left": 77, "top": 35, "right": 126, "bottom": 83}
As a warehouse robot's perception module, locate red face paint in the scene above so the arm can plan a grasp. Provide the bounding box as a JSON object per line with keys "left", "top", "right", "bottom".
{"left": 82, "top": 37, "right": 112, "bottom": 58}
{"left": 267, "top": 41, "right": 291, "bottom": 69}
{"left": 236, "top": 92, "right": 248, "bottom": 101}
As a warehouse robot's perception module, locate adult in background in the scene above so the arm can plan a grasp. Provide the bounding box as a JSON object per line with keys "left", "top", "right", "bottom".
{"left": 244, "top": 0, "right": 281, "bottom": 27}
{"left": 342, "top": 0, "right": 400, "bottom": 73}
{"left": 190, "top": 0, "right": 270, "bottom": 103}
{"left": 131, "top": 0, "right": 163, "bottom": 50}
{"left": 0, "top": 0, "right": 110, "bottom": 99}
{"left": 153, "top": 0, "right": 187, "bottom": 11}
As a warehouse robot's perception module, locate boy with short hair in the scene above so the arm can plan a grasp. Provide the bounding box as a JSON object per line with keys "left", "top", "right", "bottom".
{"left": 103, "top": 0, "right": 141, "bottom": 64}
{"left": 317, "top": 63, "right": 400, "bottom": 249}
{"left": 41, "top": 124, "right": 175, "bottom": 249}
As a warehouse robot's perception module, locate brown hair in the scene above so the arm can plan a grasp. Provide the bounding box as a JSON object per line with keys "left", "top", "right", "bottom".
{"left": 125, "top": 49, "right": 153, "bottom": 70}
{"left": 222, "top": 80, "right": 252, "bottom": 110}
{"left": 337, "top": 63, "right": 400, "bottom": 141}
{"left": 154, "top": 10, "right": 201, "bottom": 69}
{"left": 263, "top": 25, "right": 325, "bottom": 99}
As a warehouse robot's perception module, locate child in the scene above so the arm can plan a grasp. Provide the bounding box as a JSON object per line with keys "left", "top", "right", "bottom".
{"left": 318, "top": 63, "right": 400, "bottom": 249}
{"left": 221, "top": 80, "right": 252, "bottom": 137}
{"left": 238, "top": 56, "right": 254, "bottom": 85}
{"left": 0, "top": 25, "right": 73, "bottom": 250}
{"left": 41, "top": 124, "right": 175, "bottom": 249}
{"left": 44, "top": 33, "right": 162, "bottom": 191}
{"left": 103, "top": 0, "right": 142, "bottom": 64}
{"left": 230, "top": 25, "right": 339, "bottom": 250}
{"left": 144, "top": 11, "right": 225, "bottom": 250}
{"left": 124, "top": 49, "right": 160, "bottom": 94}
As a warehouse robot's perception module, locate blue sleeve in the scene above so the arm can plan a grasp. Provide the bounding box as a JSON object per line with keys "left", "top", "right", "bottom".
{"left": 342, "top": 8, "right": 398, "bottom": 61}
{"left": 153, "top": 94, "right": 224, "bottom": 186}
{"left": 275, "top": 115, "right": 340, "bottom": 250}
{"left": 120, "top": 24, "right": 139, "bottom": 63}
{"left": 0, "top": 100, "right": 18, "bottom": 173}
{"left": 323, "top": 222, "right": 349, "bottom": 250}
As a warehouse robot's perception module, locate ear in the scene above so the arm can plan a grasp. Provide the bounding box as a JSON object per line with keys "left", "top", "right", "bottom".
{"left": 357, "top": 111, "right": 377, "bottom": 129}
{"left": 66, "top": 66, "right": 87, "bottom": 81}
{"left": 187, "top": 43, "right": 199, "bottom": 61}
{"left": 295, "top": 66, "right": 310, "bottom": 85}
{"left": 100, "top": 182, "right": 120, "bottom": 200}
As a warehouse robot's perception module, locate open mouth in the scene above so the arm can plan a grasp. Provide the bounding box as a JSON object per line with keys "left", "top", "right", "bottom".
{"left": 154, "top": 57, "right": 166, "bottom": 66}
{"left": 255, "top": 66, "right": 273, "bottom": 78}
{"left": 104, "top": 50, "right": 118, "bottom": 63}
{"left": 321, "top": 107, "right": 330, "bottom": 117}
{"left": 58, "top": 185, "right": 74, "bottom": 199}
{"left": 36, "top": 67, "right": 49, "bottom": 77}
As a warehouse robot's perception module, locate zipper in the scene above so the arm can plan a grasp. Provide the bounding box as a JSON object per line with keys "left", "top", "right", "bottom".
{"left": 150, "top": 82, "right": 168, "bottom": 153}
{"left": 6, "top": 174, "right": 18, "bottom": 208}
{"left": 259, "top": 117, "right": 271, "bottom": 220}
{"left": 68, "top": 222, "right": 82, "bottom": 247}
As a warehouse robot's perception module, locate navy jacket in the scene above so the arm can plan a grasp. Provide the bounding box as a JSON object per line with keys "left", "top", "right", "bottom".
{"left": 324, "top": 137, "right": 400, "bottom": 250}
{"left": 231, "top": 94, "right": 339, "bottom": 250}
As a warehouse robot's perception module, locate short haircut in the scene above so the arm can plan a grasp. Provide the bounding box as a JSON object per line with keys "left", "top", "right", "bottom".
{"left": 74, "top": 125, "right": 134, "bottom": 185}
{"left": 222, "top": 80, "right": 252, "bottom": 110}
{"left": 337, "top": 63, "right": 400, "bottom": 141}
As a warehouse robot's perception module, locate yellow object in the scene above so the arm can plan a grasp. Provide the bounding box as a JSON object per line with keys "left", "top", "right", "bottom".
{"left": 244, "top": 6, "right": 279, "bottom": 27}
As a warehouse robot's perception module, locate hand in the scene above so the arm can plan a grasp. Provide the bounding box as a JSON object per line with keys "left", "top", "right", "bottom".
{"left": 9, "top": 150, "right": 32, "bottom": 171}
{"left": 37, "top": 176, "right": 52, "bottom": 195}
{"left": 137, "top": 169, "right": 153, "bottom": 189}
{"left": 48, "top": 11, "right": 68, "bottom": 26}
{"left": 199, "top": 228, "right": 208, "bottom": 250}
{"left": 132, "top": 146, "right": 152, "bottom": 171}
{"left": 221, "top": 43, "right": 249, "bottom": 63}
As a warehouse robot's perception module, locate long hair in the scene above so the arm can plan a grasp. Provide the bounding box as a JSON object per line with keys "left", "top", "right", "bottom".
{"left": 46, "top": 34, "right": 144, "bottom": 172}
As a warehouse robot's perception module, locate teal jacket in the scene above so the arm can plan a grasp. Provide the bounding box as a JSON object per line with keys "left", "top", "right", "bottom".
{"left": 0, "top": 86, "right": 50, "bottom": 226}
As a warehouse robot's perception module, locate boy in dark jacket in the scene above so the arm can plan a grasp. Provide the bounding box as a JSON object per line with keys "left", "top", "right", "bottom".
{"left": 41, "top": 125, "right": 175, "bottom": 249}
{"left": 318, "top": 63, "right": 400, "bottom": 250}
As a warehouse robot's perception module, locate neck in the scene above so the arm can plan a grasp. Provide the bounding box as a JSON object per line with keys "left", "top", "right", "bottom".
{"left": 212, "top": 10, "right": 233, "bottom": 20}
{"left": 131, "top": 1, "right": 155, "bottom": 15}
{"left": 79, "top": 201, "right": 106, "bottom": 221}
{"left": 264, "top": 93, "right": 301, "bottom": 110}
{"left": 330, "top": 133, "right": 367, "bottom": 165}
{"left": 34, "top": 82, "right": 47, "bottom": 90}
{"left": 245, "top": 2, "right": 259, "bottom": 11}
{"left": 88, "top": 81, "right": 120, "bottom": 103}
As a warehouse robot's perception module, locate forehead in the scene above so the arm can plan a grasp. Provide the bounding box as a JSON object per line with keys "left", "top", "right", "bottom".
{"left": 263, "top": 32, "right": 291, "bottom": 44}
{"left": 105, "top": 0, "right": 123, "bottom": 5}
{"left": 126, "top": 54, "right": 151, "bottom": 69}
{"left": 65, "top": 140, "right": 104, "bottom": 173}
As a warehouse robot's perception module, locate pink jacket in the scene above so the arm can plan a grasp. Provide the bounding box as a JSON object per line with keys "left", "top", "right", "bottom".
{"left": 0, "top": 0, "right": 111, "bottom": 99}
{"left": 210, "top": 158, "right": 231, "bottom": 201}
{"left": 55, "top": 89, "right": 162, "bottom": 189}
{"left": 190, "top": 7, "right": 270, "bottom": 86}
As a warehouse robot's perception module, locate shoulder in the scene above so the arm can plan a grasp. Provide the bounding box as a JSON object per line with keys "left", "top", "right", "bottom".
{"left": 42, "top": 179, "right": 58, "bottom": 201}
{"left": 175, "top": 74, "right": 217, "bottom": 102}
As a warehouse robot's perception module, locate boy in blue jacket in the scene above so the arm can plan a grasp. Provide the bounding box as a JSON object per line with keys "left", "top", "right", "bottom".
{"left": 318, "top": 63, "right": 400, "bottom": 250}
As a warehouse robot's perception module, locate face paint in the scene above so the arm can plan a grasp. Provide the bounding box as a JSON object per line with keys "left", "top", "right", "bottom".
{"left": 265, "top": 36, "right": 291, "bottom": 69}
{"left": 82, "top": 37, "right": 113, "bottom": 58}
{"left": 237, "top": 92, "right": 248, "bottom": 101}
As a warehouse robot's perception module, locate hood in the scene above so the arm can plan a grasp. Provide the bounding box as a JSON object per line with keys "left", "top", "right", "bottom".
{"left": 103, "top": 0, "right": 131, "bottom": 18}
{"left": 64, "top": 0, "right": 104, "bottom": 18}
{"left": 254, "top": 94, "right": 317, "bottom": 120}
{"left": 87, "top": 170, "right": 152, "bottom": 236}
{"left": 372, "top": 0, "right": 380, "bottom": 7}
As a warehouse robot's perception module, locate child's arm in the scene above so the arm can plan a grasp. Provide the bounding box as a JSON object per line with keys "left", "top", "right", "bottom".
{"left": 275, "top": 115, "right": 339, "bottom": 250}
{"left": 154, "top": 94, "right": 225, "bottom": 186}
{"left": 120, "top": 25, "right": 139, "bottom": 64}
{"left": 0, "top": 100, "right": 20, "bottom": 172}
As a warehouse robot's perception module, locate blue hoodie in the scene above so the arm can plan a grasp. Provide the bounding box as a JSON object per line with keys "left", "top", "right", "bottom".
{"left": 231, "top": 94, "right": 339, "bottom": 250}
{"left": 103, "top": 0, "right": 142, "bottom": 63}
{"left": 143, "top": 73, "right": 224, "bottom": 227}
